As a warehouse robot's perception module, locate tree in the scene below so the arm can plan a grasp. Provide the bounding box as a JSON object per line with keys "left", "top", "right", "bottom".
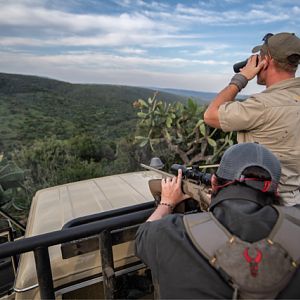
{"left": 134, "top": 94, "right": 235, "bottom": 166}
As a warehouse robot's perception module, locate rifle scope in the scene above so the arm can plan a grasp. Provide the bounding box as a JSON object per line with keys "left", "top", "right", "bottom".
{"left": 170, "top": 164, "right": 212, "bottom": 186}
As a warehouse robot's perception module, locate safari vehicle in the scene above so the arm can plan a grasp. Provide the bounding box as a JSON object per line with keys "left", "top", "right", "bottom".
{"left": 0, "top": 170, "right": 164, "bottom": 299}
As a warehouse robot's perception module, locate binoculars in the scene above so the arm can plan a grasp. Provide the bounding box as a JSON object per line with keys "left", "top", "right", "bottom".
{"left": 233, "top": 56, "right": 259, "bottom": 73}
{"left": 233, "top": 59, "right": 248, "bottom": 73}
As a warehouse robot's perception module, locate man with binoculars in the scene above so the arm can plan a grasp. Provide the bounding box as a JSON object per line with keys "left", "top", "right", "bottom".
{"left": 204, "top": 32, "right": 300, "bottom": 206}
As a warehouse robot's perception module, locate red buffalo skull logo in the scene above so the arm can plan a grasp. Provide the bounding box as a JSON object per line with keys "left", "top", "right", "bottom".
{"left": 243, "top": 247, "right": 263, "bottom": 277}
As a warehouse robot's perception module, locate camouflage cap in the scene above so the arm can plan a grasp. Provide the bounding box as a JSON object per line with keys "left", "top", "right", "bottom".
{"left": 216, "top": 143, "right": 281, "bottom": 193}
{"left": 252, "top": 32, "right": 300, "bottom": 64}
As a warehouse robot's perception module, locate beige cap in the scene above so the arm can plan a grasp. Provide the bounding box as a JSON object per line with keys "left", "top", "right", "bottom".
{"left": 252, "top": 32, "right": 300, "bottom": 64}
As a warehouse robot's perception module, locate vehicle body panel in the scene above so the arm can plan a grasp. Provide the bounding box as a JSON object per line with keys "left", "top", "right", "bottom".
{"left": 14, "top": 171, "right": 160, "bottom": 299}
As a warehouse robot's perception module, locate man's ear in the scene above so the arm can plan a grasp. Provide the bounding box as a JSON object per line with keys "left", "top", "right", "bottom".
{"left": 262, "top": 56, "right": 271, "bottom": 70}
{"left": 211, "top": 174, "right": 218, "bottom": 193}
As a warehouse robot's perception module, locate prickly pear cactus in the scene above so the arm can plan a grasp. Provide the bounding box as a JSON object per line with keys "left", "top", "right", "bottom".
{"left": 134, "top": 94, "right": 235, "bottom": 166}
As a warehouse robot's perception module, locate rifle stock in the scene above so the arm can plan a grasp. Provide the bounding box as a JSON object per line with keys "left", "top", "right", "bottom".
{"left": 182, "top": 180, "right": 210, "bottom": 211}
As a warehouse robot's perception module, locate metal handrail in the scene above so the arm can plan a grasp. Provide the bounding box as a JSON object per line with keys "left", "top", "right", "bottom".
{"left": 0, "top": 203, "right": 154, "bottom": 299}
{"left": 62, "top": 202, "right": 154, "bottom": 229}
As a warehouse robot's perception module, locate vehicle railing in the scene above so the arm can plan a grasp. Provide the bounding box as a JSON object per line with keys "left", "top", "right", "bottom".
{"left": 0, "top": 202, "right": 155, "bottom": 299}
{"left": 62, "top": 202, "right": 154, "bottom": 229}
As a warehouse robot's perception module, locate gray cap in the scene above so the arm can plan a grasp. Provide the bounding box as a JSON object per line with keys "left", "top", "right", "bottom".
{"left": 252, "top": 32, "right": 300, "bottom": 65}
{"left": 216, "top": 143, "right": 281, "bottom": 193}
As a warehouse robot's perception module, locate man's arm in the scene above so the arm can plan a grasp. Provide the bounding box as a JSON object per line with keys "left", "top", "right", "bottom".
{"left": 204, "top": 55, "right": 265, "bottom": 129}
{"left": 203, "top": 84, "right": 239, "bottom": 128}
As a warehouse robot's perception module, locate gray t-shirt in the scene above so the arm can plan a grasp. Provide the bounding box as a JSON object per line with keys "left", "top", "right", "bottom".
{"left": 135, "top": 187, "right": 300, "bottom": 299}
{"left": 136, "top": 214, "right": 234, "bottom": 299}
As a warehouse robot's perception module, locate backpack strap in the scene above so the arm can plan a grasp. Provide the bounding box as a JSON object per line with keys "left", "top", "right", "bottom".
{"left": 184, "top": 208, "right": 300, "bottom": 300}
{"left": 184, "top": 206, "right": 300, "bottom": 265}
{"left": 183, "top": 212, "right": 232, "bottom": 262}
{"left": 269, "top": 206, "right": 300, "bottom": 263}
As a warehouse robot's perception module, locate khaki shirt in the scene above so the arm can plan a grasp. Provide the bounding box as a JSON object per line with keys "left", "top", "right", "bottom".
{"left": 219, "top": 77, "right": 300, "bottom": 206}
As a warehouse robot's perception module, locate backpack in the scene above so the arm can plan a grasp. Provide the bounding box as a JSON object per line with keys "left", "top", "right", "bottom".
{"left": 183, "top": 206, "right": 300, "bottom": 299}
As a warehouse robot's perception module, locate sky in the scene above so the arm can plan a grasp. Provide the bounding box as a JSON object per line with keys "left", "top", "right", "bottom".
{"left": 0, "top": 0, "right": 299, "bottom": 95}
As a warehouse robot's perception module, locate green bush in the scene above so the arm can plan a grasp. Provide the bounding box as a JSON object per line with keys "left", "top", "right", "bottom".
{"left": 9, "top": 135, "right": 141, "bottom": 218}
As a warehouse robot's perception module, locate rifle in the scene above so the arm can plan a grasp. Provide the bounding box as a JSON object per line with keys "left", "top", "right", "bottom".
{"left": 141, "top": 163, "right": 219, "bottom": 212}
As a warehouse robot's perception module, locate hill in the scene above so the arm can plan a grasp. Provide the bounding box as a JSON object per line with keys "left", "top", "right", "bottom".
{"left": 0, "top": 72, "right": 188, "bottom": 152}
{"left": 156, "top": 87, "right": 248, "bottom": 103}
{"left": 154, "top": 88, "right": 215, "bottom": 103}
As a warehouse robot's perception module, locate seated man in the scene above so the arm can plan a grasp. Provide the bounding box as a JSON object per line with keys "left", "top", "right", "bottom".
{"left": 135, "top": 143, "right": 300, "bottom": 299}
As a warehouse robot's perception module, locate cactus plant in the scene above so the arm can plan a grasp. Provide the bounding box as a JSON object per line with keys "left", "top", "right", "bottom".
{"left": 134, "top": 94, "right": 235, "bottom": 166}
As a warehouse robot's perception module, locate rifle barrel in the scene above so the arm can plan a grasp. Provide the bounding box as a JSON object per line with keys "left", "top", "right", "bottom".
{"left": 197, "top": 164, "right": 220, "bottom": 169}
{"left": 140, "top": 164, "right": 174, "bottom": 178}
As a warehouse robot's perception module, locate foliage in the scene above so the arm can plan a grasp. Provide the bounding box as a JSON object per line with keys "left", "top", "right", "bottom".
{"left": 0, "top": 155, "right": 26, "bottom": 210}
{"left": 0, "top": 72, "right": 236, "bottom": 223}
{"left": 0, "top": 72, "right": 188, "bottom": 153}
{"left": 9, "top": 135, "right": 143, "bottom": 218}
{"left": 1, "top": 73, "right": 191, "bottom": 220}
{"left": 13, "top": 136, "right": 112, "bottom": 189}
{"left": 69, "top": 135, "right": 116, "bottom": 162}
{"left": 134, "top": 94, "right": 236, "bottom": 166}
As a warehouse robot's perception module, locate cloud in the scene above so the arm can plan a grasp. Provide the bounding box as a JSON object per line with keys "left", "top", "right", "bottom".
{"left": 0, "top": 49, "right": 246, "bottom": 93}
{"left": 13, "top": 51, "right": 229, "bottom": 67}
{"left": 0, "top": 49, "right": 231, "bottom": 80}
{"left": 0, "top": 1, "right": 297, "bottom": 51}
{"left": 0, "top": 34, "right": 212, "bottom": 49}
{"left": 292, "top": 5, "right": 300, "bottom": 15}
{"left": 0, "top": 0, "right": 299, "bottom": 94}
{"left": 118, "top": 48, "right": 147, "bottom": 55}
{"left": 114, "top": 0, "right": 170, "bottom": 10}
{"left": 174, "top": 3, "right": 291, "bottom": 25}
{"left": 0, "top": 2, "right": 160, "bottom": 33}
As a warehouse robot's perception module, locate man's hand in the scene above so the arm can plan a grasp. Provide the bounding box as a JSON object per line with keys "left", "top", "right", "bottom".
{"left": 161, "top": 169, "right": 189, "bottom": 206}
{"left": 240, "top": 55, "right": 266, "bottom": 80}
{"left": 146, "top": 169, "right": 189, "bottom": 222}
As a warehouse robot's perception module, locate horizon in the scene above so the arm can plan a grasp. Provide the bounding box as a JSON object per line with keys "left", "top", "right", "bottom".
{"left": 0, "top": 70, "right": 219, "bottom": 98}
{"left": 0, "top": 0, "right": 299, "bottom": 95}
